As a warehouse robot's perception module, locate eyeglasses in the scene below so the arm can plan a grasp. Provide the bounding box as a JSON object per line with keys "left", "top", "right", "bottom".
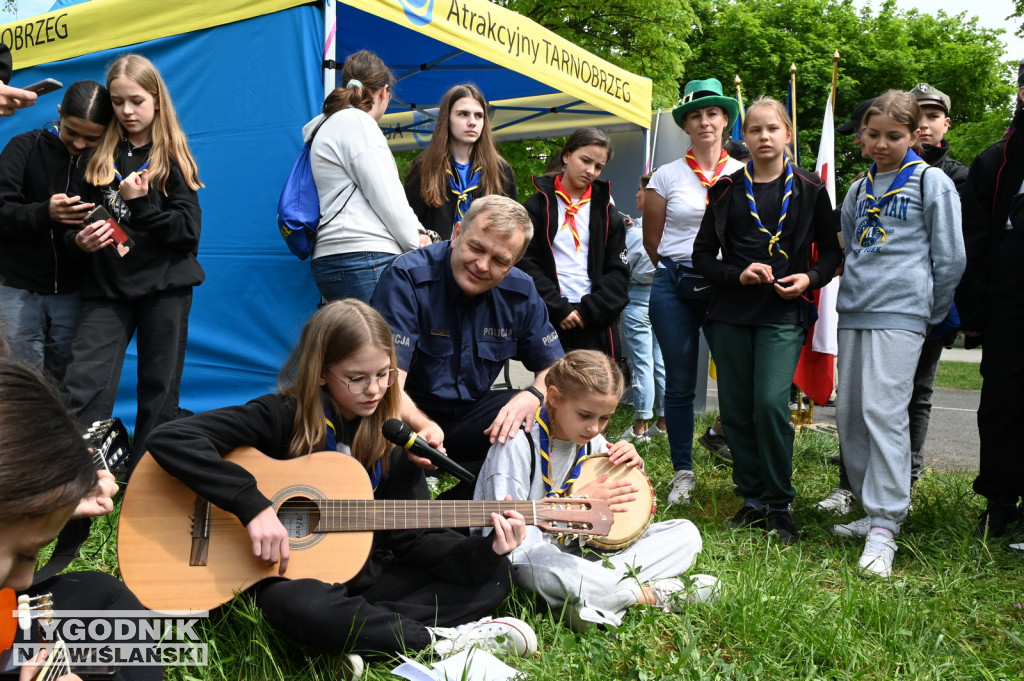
{"left": 327, "top": 368, "right": 401, "bottom": 394}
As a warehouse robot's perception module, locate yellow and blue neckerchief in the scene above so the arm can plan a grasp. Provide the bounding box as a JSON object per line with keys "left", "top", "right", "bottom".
{"left": 745, "top": 157, "right": 793, "bottom": 259}
{"left": 324, "top": 397, "right": 381, "bottom": 490}
{"left": 535, "top": 406, "right": 589, "bottom": 497}
{"left": 860, "top": 149, "right": 925, "bottom": 246}
{"left": 447, "top": 158, "right": 482, "bottom": 223}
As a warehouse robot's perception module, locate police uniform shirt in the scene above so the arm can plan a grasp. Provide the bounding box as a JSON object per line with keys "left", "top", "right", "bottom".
{"left": 372, "top": 241, "right": 564, "bottom": 414}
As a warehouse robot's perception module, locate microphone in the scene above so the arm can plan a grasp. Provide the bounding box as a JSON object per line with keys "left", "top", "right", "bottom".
{"left": 381, "top": 418, "right": 477, "bottom": 484}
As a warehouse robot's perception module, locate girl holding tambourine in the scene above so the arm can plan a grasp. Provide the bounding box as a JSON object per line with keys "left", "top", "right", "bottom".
{"left": 475, "top": 350, "right": 717, "bottom": 629}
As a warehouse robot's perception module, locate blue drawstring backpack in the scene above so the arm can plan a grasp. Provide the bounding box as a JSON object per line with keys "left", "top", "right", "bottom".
{"left": 277, "top": 116, "right": 353, "bottom": 260}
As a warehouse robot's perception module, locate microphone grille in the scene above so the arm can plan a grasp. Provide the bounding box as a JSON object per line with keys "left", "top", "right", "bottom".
{"left": 381, "top": 418, "right": 412, "bottom": 444}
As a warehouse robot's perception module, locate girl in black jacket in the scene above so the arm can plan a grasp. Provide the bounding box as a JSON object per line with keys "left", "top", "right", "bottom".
{"left": 692, "top": 98, "right": 841, "bottom": 544}
{"left": 520, "top": 128, "right": 629, "bottom": 360}
{"left": 0, "top": 81, "right": 112, "bottom": 383}
{"left": 403, "top": 84, "right": 517, "bottom": 240}
{"left": 63, "top": 54, "right": 204, "bottom": 468}
{"left": 146, "top": 300, "right": 535, "bottom": 668}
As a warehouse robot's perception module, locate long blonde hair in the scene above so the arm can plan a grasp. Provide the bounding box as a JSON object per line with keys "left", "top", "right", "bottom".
{"left": 85, "top": 54, "right": 202, "bottom": 193}
{"left": 278, "top": 300, "right": 400, "bottom": 474}
{"left": 411, "top": 83, "right": 509, "bottom": 207}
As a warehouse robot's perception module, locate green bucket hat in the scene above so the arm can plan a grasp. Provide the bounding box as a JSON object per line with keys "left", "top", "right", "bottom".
{"left": 672, "top": 78, "right": 740, "bottom": 129}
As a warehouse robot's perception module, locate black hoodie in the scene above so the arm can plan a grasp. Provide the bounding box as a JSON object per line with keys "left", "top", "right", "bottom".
{"left": 0, "top": 127, "right": 86, "bottom": 294}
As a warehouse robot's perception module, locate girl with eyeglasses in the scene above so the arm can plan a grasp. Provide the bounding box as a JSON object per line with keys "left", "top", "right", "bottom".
{"left": 145, "top": 299, "right": 535, "bottom": 669}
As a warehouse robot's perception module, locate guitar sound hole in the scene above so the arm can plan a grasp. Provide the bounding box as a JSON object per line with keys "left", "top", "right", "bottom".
{"left": 278, "top": 498, "right": 321, "bottom": 539}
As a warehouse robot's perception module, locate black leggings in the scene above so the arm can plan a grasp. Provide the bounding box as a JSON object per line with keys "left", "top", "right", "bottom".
{"left": 253, "top": 559, "right": 511, "bottom": 655}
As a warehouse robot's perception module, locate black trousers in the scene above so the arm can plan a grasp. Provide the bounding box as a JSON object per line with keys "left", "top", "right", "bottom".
{"left": 974, "top": 282, "right": 1024, "bottom": 503}
{"left": 25, "top": 572, "right": 162, "bottom": 681}
{"left": 253, "top": 559, "right": 511, "bottom": 655}
{"left": 426, "top": 388, "right": 518, "bottom": 500}
{"left": 63, "top": 288, "right": 192, "bottom": 470}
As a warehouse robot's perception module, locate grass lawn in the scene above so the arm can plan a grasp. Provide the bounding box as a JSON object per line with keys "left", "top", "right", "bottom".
{"left": 65, "top": 409, "right": 1023, "bottom": 680}
{"left": 934, "top": 361, "right": 982, "bottom": 392}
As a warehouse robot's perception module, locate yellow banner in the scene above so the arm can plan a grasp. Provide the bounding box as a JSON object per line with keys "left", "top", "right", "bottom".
{"left": 344, "top": 0, "right": 651, "bottom": 128}
{"left": 0, "top": 0, "right": 308, "bottom": 69}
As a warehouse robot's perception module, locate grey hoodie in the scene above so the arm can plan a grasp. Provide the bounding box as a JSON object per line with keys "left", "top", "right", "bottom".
{"left": 838, "top": 164, "right": 965, "bottom": 335}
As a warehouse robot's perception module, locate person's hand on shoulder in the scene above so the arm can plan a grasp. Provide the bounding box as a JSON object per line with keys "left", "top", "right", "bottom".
{"left": 246, "top": 506, "right": 290, "bottom": 576}
{"left": 71, "top": 469, "right": 118, "bottom": 519}
{"left": 488, "top": 495, "right": 526, "bottom": 555}
{"left": 485, "top": 390, "right": 541, "bottom": 444}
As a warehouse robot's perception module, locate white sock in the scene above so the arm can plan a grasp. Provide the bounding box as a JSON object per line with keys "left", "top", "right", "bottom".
{"left": 868, "top": 527, "right": 894, "bottom": 540}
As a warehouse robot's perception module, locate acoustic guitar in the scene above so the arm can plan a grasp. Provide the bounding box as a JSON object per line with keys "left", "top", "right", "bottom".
{"left": 0, "top": 591, "right": 118, "bottom": 680}
{"left": 118, "top": 448, "right": 613, "bottom": 613}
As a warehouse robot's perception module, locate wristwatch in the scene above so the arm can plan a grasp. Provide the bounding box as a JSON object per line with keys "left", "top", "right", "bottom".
{"left": 524, "top": 386, "right": 544, "bottom": 404}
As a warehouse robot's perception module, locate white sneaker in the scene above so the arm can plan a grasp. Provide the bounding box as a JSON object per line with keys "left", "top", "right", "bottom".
{"left": 648, "top": 574, "right": 721, "bottom": 612}
{"left": 815, "top": 488, "right": 855, "bottom": 515}
{"left": 339, "top": 653, "right": 364, "bottom": 680}
{"left": 643, "top": 423, "right": 668, "bottom": 439}
{"left": 667, "top": 470, "right": 696, "bottom": 504}
{"left": 832, "top": 516, "right": 871, "bottom": 537}
{"left": 617, "top": 426, "right": 650, "bottom": 443}
{"left": 429, "top": 617, "right": 537, "bottom": 657}
{"left": 858, "top": 532, "right": 897, "bottom": 578}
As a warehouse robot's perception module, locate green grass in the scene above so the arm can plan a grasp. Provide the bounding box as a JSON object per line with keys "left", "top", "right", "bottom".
{"left": 63, "top": 408, "right": 1024, "bottom": 680}
{"left": 934, "top": 361, "right": 982, "bottom": 392}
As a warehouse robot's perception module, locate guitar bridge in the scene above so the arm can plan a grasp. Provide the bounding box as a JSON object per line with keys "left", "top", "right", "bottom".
{"left": 189, "top": 496, "right": 211, "bottom": 566}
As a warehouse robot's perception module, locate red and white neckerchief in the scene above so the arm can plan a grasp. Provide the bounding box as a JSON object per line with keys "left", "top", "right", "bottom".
{"left": 685, "top": 148, "right": 730, "bottom": 205}
{"left": 553, "top": 174, "right": 592, "bottom": 253}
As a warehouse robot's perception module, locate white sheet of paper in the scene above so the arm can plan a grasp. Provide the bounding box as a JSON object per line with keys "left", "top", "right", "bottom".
{"left": 391, "top": 649, "right": 522, "bottom": 681}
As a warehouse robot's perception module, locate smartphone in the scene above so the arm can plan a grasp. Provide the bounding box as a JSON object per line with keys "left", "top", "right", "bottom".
{"left": 84, "top": 205, "right": 134, "bottom": 257}
{"left": 21, "top": 78, "right": 63, "bottom": 95}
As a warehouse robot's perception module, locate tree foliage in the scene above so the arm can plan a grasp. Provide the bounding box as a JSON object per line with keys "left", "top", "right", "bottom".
{"left": 688, "top": 0, "right": 1013, "bottom": 190}
{"left": 495, "top": 0, "right": 698, "bottom": 108}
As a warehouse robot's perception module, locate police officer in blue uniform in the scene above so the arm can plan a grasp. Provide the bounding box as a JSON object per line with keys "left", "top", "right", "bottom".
{"left": 372, "top": 195, "right": 564, "bottom": 498}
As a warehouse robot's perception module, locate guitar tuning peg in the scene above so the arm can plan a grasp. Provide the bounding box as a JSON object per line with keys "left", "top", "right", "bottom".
{"left": 17, "top": 602, "right": 31, "bottom": 632}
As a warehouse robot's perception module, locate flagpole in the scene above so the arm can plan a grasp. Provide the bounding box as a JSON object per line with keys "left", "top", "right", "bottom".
{"left": 732, "top": 74, "right": 745, "bottom": 141}
{"left": 831, "top": 50, "right": 840, "bottom": 109}
{"left": 790, "top": 63, "right": 798, "bottom": 166}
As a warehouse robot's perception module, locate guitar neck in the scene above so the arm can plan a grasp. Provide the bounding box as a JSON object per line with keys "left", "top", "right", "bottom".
{"left": 315, "top": 499, "right": 540, "bottom": 532}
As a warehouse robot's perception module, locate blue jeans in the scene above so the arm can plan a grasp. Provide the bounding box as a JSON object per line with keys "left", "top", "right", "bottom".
{"left": 0, "top": 285, "right": 81, "bottom": 383}
{"left": 622, "top": 284, "right": 665, "bottom": 420}
{"left": 311, "top": 251, "right": 399, "bottom": 305}
{"left": 648, "top": 268, "right": 710, "bottom": 472}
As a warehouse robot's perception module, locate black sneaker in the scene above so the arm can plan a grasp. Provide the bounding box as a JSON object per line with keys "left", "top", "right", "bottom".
{"left": 727, "top": 505, "right": 766, "bottom": 530}
{"left": 977, "top": 501, "right": 1023, "bottom": 538}
{"left": 697, "top": 429, "right": 734, "bottom": 465}
{"left": 765, "top": 510, "right": 800, "bottom": 545}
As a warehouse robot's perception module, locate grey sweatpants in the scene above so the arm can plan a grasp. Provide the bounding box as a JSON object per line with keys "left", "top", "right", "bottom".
{"left": 837, "top": 328, "right": 924, "bottom": 534}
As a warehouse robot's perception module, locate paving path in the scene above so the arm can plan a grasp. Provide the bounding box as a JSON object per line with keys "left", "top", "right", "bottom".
{"left": 505, "top": 351, "right": 982, "bottom": 474}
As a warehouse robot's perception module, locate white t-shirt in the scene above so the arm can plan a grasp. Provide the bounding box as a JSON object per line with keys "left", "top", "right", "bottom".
{"left": 553, "top": 196, "right": 591, "bottom": 303}
{"left": 648, "top": 155, "right": 744, "bottom": 265}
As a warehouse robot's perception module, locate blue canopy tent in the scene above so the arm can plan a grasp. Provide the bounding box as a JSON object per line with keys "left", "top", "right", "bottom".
{"left": 0, "top": 0, "right": 649, "bottom": 434}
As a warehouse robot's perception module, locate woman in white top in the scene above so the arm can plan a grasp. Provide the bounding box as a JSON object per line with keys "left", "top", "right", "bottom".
{"left": 305, "top": 50, "right": 428, "bottom": 304}
{"left": 642, "top": 78, "right": 744, "bottom": 505}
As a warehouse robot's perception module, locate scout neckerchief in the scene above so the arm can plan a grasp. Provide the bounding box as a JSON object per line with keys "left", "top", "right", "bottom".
{"left": 685, "top": 147, "right": 730, "bottom": 205}
{"left": 535, "top": 406, "right": 589, "bottom": 497}
{"left": 447, "top": 158, "right": 482, "bottom": 223}
{"left": 111, "top": 156, "right": 151, "bottom": 212}
{"left": 744, "top": 157, "right": 794, "bottom": 259}
{"left": 859, "top": 149, "right": 925, "bottom": 246}
{"left": 553, "top": 175, "right": 592, "bottom": 253}
{"left": 323, "top": 396, "right": 381, "bottom": 490}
